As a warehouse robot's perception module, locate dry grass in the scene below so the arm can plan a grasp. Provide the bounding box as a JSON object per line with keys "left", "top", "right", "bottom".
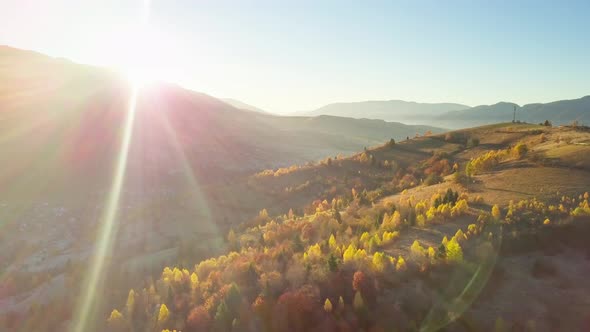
{"left": 474, "top": 166, "right": 590, "bottom": 205}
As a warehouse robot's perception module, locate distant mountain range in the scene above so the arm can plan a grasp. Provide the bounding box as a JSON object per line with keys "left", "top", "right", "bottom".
{"left": 436, "top": 97, "right": 590, "bottom": 127}
{"left": 300, "top": 97, "right": 589, "bottom": 129}
{"left": 300, "top": 100, "right": 470, "bottom": 124}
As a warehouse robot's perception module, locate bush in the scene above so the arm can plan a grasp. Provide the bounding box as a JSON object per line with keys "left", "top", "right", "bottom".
{"left": 453, "top": 171, "right": 471, "bottom": 185}
{"left": 470, "top": 150, "right": 507, "bottom": 174}
{"left": 467, "top": 137, "right": 480, "bottom": 148}
{"left": 445, "top": 131, "right": 467, "bottom": 144}
{"left": 434, "top": 188, "right": 459, "bottom": 207}
{"left": 424, "top": 173, "right": 443, "bottom": 186}
{"left": 512, "top": 143, "right": 528, "bottom": 159}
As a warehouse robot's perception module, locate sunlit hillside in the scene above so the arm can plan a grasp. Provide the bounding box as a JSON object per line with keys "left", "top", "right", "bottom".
{"left": 0, "top": 46, "right": 450, "bottom": 331}
{"left": 1, "top": 1, "right": 589, "bottom": 331}
{"left": 3, "top": 111, "right": 590, "bottom": 330}
{"left": 102, "top": 122, "right": 590, "bottom": 332}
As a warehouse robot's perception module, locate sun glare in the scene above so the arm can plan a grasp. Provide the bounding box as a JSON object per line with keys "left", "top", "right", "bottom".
{"left": 72, "top": 84, "right": 139, "bottom": 332}
{"left": 119, "top": 29, "right": 166, "bottom": 86}
{"left": 114, "top": 0, "right": 172, "bottom": 86}
{"left": 123, "top": 55, "right": 159, "bottom": 87}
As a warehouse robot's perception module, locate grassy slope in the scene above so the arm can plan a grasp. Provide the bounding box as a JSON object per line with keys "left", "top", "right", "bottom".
{"left": 119, "top": 123, "right": 590, "bottom": 331}
{"left": 242, "top": 122, "right": 590, "bottom": 330}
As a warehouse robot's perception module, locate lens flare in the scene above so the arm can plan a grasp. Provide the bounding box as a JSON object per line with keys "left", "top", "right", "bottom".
{"left": 419, "top": 226, "right": 503, "bottom": 332}
{"left": 72, "top": 4, "right": 151, "bottom": 330}
{"left": 71, "top": 84, "right": 138, "bottom": 332}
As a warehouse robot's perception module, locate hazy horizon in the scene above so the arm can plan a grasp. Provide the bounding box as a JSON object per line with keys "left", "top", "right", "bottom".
{"left": 1, "top": 0, "right": 589, "bottom": 113}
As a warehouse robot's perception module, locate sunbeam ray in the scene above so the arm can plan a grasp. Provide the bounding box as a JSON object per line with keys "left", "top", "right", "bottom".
{"left": 71, "top": 84, "right": 138, "bottom": 332}
{"left": 71, "top": 2, "right": 151, "bottom": 330}
{"left": 157, "top": 98, "right": 219, "bottom": 245}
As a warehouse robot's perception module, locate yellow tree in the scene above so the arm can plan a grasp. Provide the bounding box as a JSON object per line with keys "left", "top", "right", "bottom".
{"left": 452, "top": 199, "right": 469, "bottom": 216}
{"left": 158, "top": 304, "right": 170, "bottom": 324}
{"left": 512, "top": 143, "right": 528, "bottom": 159}
{"left": 391, "top": 211, "right": 402, "bottom": 228}
{"left": 359, "top": 232, "right": 371, "bottom": 243}
{"left": 446, "top": 237, "right": 463, "bottom": 263}
{"left": 343, "top": 244, "right": 356, "bottom": 263}
{"left": 455, "top": 229, "right": 467, "bottom": 242}
{"left": 190, "top": 272, "right": 199, "bottom": 291}
{"left": 328, "top": 234, "right": 337, "bottom": 249}
{"left": 372, "top": 252, "right": 388, "bottom": 272}
{"left": 426, "top": 206, "right": 436, "bottom": 221}
{"left": 126, "top": 289, "right": 135, "bottom": 319}
{"left": 410, "top": 240, "right": 427, "bottom": 265}
{"left": 416, "top": 214, "right": 426, "bottom": 227}
{"left": 491, "top": 204, "right": 501, "bottom": 220}
{"left": 353, "top": 291, "right": 364, "bottom": 311}
{"left": 107, "top": 309, "right": 124, "bottom": 330}
{"left": 382, "top": 231, "right": 399, "bottom": 245}
{"left": 324, "top": 298, "right": 333, "bottom": 313}
{"left": 396, "top": 255, "right": 407, "bottom": 271}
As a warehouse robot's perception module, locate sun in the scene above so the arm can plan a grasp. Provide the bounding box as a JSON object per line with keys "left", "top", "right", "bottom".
{"left": 118, "top": 31, "right": 169, "bottom": 87}
{"left": 124, "top": 62, "right": 158, "bottom": 87}
{"left": 115, "top": 23, "right": 184, "bottom": 88}
{"left": 113, "top": 1, "right": 176, "bottom": 87}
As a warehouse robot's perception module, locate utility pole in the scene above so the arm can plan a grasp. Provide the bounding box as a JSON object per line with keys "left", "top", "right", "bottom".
{"left": 512, "top": 105, "right": 516, "bottom": 123}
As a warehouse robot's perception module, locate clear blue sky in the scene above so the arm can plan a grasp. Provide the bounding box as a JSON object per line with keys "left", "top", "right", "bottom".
{"left": 1, "top": 0, "right": 589, "bottom": 113}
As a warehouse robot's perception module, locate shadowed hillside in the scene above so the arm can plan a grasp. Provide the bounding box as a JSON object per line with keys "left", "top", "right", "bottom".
{"left": 0, "top": 45, "right": 444, "bottom": 201}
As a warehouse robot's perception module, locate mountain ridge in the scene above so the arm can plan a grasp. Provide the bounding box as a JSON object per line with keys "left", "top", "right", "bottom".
{"left": 438, "top": 95, "right": 590, "bottom": 127}
{"left": 0, "top": 45, "right": 446, "bottom": 201}
{"left": 299, "top": 95, "right": 590, "bottom": 128}
{"left": 300, "top": 99, "right": 470, "bottom": 124}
